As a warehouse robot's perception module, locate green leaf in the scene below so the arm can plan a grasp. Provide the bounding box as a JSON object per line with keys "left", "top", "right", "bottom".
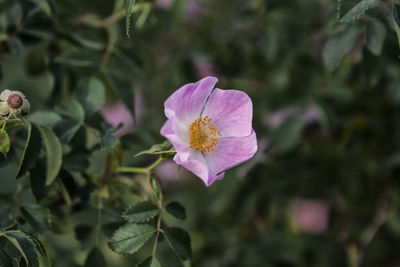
{"left": 165, "top": 202, "right": 186, "bottom": 220}
{"left": 323, "top": 28, "right": 359, "bottom": 72}
{"left": 125, "top": 0, "right": 136, "bottom": 37}
{"left": 56, "top": 98, "right": 85, "bottom": 122}
{"left": 28, "top": 111, "right": 62, "bottom": 127}
{"left": 340, "top": 0, "right": 379, "bottom": 23}
{"left": 53, "top": 120, "right": 82, "bottom": 144}
{"left": 84, "top": 248, "right": 107, "bottom": 267}
{"left": 29, "top": 160, "right": 48, "bottom": 201}
{"left": 137, "top": 256, "right": 161, "bottom": 267}
{"left": 122, "top": 201, "right": 159, "bottom": 223}
{"left": 2, "top": 231, "right": 39, "bottom": 266}
{"left": 163, "top": 227, "right": 192, "bottom": 261}
{"left": 55, "top": 49, "right": 98, "bottom": 67}
{"left": 33, "top": 0, "right": 54, "bottom": 17}
{"left": 0, "top": 129, "right": 10, "bottom": 157}
{"left": 16, "top": 122, "right": 42, "bottom": 178}
{"left": 271, "top": 116, "right": 305, "bottom": 153}
{"left": 108, "top": 224, "right": 155, "bottom": 255}
{"left": 20, "top": 203, "right": 51, "bottom": 233}
{"left": 36, "top": 124, "right": 62, "bottom": 185}
{"left": 105, "top": 71, "right": 135, "bottom": 115}
{"left": 77, "top": 77, "right": 106, "bottom": 116}
{"left": 135, "top": 141, "right": 173, "bottom": 157}
{"left": 366, "top": 19, "right": 386, "bottom": 55}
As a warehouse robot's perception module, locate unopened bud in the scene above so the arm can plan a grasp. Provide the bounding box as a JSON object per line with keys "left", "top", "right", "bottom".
{"left": 7, "top": 94, "right": 23, "bottom": 109}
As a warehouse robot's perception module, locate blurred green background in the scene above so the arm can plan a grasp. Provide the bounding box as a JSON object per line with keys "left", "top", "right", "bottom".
{"left": 1, "top": 0, "right": 400, "bottom": 266}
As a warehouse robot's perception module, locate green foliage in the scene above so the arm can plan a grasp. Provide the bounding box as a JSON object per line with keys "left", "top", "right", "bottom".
{"left": 84, "top": 248, "right": 108, "bottom": 267}
{"left": 163, "top": 227, "right": 192, "bottom": 262}
{"left": 135, "top": 141, "right": 174, "bottom": 157}
{"left": 108, "top": 224, "right": 156, "bottom": 255}
{"left": 125, "top": 0, "right": 136, "bottom": 37}
{"left": 366, "top": 19, "right": 386, "bottom": 55}
{"left": 122, "top": 201, "right": 159, "bottom": 223}
{"left": 340, "top": 0, "right": 380, "bottom": 23}
{"left": 16, "top": 122, "right": 42, "bottom": 178}
{"left": 165, "top": 201, "right": 186, "bottom": 220}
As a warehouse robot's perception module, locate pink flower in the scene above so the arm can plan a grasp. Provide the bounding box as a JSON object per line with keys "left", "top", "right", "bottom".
{"left": 290, "top": 199, "right": 330, "bottom": 234}
{"left": 160, "top": 76, "right": 257, "bottom": 186}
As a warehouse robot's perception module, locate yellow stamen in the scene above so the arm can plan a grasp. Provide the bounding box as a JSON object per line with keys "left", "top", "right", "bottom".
{"left": 189, "top": 116, "right": 222, "bottom": 153}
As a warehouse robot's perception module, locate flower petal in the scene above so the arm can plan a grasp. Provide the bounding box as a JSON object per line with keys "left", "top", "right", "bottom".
{"left": 21, "top": 99, "right": 30, "bottom": 114}
{"left": 164, "top": 76, "right": 218, "bottom": 125}
{"left": 0, "top": 90, "right": 12, "bottom": 101}
{"left": 0, "top": 101, "right": 9, "bottom": 115}
{"left": 202, "top": 88, "right": 253, "bottom": 137}
{"left": 160, "top": 117, "right": 191, "bottom": 162}
{"left": 205, "top": 130, "right": 257, "bottom": 174}
{"left": 173, "top": 151, "right": 224, "bottom": 186}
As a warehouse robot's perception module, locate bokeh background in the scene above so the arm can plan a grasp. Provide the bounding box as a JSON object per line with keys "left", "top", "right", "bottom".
{"left": 1, "top": 0, "right": 400, "bottom": 266}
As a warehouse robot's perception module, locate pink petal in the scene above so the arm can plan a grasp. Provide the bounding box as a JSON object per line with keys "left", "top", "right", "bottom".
{"left": 205, "top": 130, "right": 257, "bottom": 175}
{"left": 202, "top": 88, "right": 253, "bottom": 137}
{"left": 173, "top": 151, "right": 224, "bottom": 186}
{"left": 160, "top": 117, "right": 191, "bottom": 162}
{"left": 164, "top": 76, "right": 218, "bottom": 125}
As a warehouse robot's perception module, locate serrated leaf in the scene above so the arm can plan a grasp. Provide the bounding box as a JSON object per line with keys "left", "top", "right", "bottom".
{"left": 323, "top": 28, "right": 359, "bottom": 72}
{"left": 53, "top": 119, "right": 81, "bottom": 144}
{"left": 166, "top": 202, "right": 186, "bottom": 220}
{"left": 16, "top": 122, "right": 42, "bottom": 178}
{"left": 108, "top": 224, "right": 155, "bottom": 255}
{"left": 20, "top": 203, "right": 51, "bottom": 233}
{"left": 271, "top": 116, "right": 305, "bottom": 153}
{"left": 340, "top": 0, "right": 379, "bottom": 23}
{"left": 105, "top": 71, "right": 134, "bottom": 115}
{"left": 135, "top": 141, "right": 173, "bottom": 157}
{"left": 0, "top": 129, "right": 10, "bottom": 157}
{"left": 366, "top": 19, "right": 386, "bottom": 55}
{"left": 36, "top": 124, "right": 62, "bottom": 185}
{"left": 122, "top": 201, "right": 159, "bottom": 223}
{"left": 77, "top": 77, "right": 106, "bottom": 116}
{"left": 84, "top": 247, "right": 107, "bottom": 267}
{"left": 125, "top": 0, "right": 136, "bottom": 37}
{"left": 2, "top": 231, "right": 39, "bottom": 266}
{"left": 137, "top": 256, "right": 161, "bottom": 267}
{"left": 163, "top": 227, "right": 192, "bottom": 261}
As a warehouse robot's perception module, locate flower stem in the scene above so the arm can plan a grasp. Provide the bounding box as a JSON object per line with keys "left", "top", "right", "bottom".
{"left": 152, "top": 175, "right": 163, "bottom": 257}
{"left": 118, "top": 166, "right": 149, "bottom": 175}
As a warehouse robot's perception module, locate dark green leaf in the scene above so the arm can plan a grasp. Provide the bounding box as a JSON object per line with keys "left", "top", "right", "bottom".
{"left": 2, "top": 231, "right": 39, "bottom": 266}
{"left": 165, "top": 202, "right": 186, "bottom": 220}
{"left": 0, "top": 129, "right": 10, "bottom": 157}
{"left": 323, "top": 28, "right": 359, "bottom": 72}
{"left": 340, "top": 0, "right": 379, "bottom": 23}
{"left": 19, "top": 203, "right": 51, "bottom": 233}
{"left": 122, "top": 201, "right": 159, "bottom": 223}
{"left": 135, "top": 141, "right": 173, "bottom": 157}
{"left": 125, "top": 0, "right": 136, "bottom": 37}
{"left": 36, "top": 124, "right": 62, "bottom": 185}
{"left": 84, "top": 247, "right": 107, "bottom": 267}
{"left": 366, "top": 19, "right": 386, "bottom": 55}
{"left": 163, "top": 227, "right": 192, "bottom": 261}
{"left": 108, "top": 224, "right": 155, "bottom": 255}
{"left": 56, "top": 98, "right": 85, "bottom": 122}
{"left": 393, "top": 3, "right": 400, "bottom": 50}
{"left": 28, "top": 111, "right": 62, "bottom": 127}
{"left": 29, "top": 160, "right": 48, "bottom": 201}
{"left": 137, "top": 256, "right": 161, "bottom": 267}
{"left": 101, "top": 134, "right": 117, "bottom": 149}
{"left": 33, "top": 0, "right": 54, "bottom": 17}
{"left": 16, "top": 122, "right": 42, "bottom": 178}
{"left": 77, "top": 77, "right": 106, "bottom": 116}
{"left": 53, "top": 119, "right": 81, "bottom": 144}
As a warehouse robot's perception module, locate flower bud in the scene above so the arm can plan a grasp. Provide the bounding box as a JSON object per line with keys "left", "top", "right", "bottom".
{"left": 7, "top": 94, "right": 23, "bottom": 109}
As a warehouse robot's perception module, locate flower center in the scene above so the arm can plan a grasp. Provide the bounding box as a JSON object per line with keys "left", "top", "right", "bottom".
{"left": 189, "top": 116, "right": 221, "bottom": 153}
{"left": 7, "top": 94, "right": 23, "bottom": 109}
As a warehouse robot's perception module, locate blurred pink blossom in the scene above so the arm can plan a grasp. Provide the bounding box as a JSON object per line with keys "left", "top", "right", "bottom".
{"left": 155, "top": 0, "right": 174, "bottom": 9}
{"left": 155, "top": 0, "right": 206, "bottom": 22}
{"left": 100, "top": 89, "right": 145, "bottom": 137}
{"left": 155, "top": 160, "right": 192, "bottom": 188}
{"left": 194, "top": 59, "right": 216, "bottom": 78}
{"left": 290, "top": 199, "right": 330, "bottom": 234}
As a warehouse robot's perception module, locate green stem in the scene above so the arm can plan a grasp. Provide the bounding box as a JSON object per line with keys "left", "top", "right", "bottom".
{"left": 118, "top": 166, "right": 149, "bottom": 175}
{"left": 152, "top": 176, "right": 163, "bottom": 257}
{"left": 148, "top": 156, "right": 164, "bottom": 171}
